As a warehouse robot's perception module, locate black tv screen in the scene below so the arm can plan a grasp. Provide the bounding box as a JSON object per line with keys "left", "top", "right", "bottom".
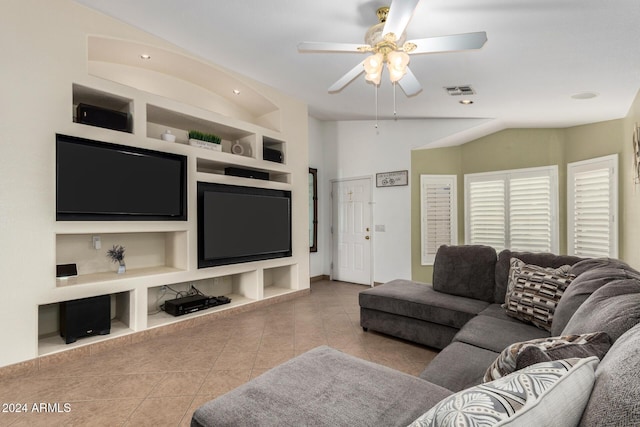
{"left": 56, "top": 134, "right": 187, "bottom": 221}
{"left": 198, "top": 182, "right": 292, "bottom": 268}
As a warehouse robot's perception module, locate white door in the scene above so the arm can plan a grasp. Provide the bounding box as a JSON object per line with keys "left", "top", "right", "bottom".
{"left": 332, "top": 178, "right": 372, "bottom": 285}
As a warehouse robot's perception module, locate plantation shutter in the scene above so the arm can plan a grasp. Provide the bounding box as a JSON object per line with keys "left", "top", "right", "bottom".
{"left": 421, "top": 175, "right": 457, "bottom": 265}
{"left": 467, "top": 178, "right": 506, "bottom": 251}
{"left": 465, "top": 166, "right": 558, "bottom": 253}
{"left": 568, "top": 155, "right": 618, "bottom": 258}
{"left": 509, "top": 174, "right": 552, "bottom": 252}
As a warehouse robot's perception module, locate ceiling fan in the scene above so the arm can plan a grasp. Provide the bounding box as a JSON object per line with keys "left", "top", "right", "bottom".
{"left": 298, "top": 0, "right": 487, "bottom": 97}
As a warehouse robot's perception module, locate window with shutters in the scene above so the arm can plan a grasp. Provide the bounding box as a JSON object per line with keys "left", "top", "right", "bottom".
{"left": 464, "top": 166, "right": 558, "bottom": 253}
{"left": 420, "top": 175, "right": 457, "bottom": 265}
{"left": 567, "top": 154, "right": 618, "bottom": 258}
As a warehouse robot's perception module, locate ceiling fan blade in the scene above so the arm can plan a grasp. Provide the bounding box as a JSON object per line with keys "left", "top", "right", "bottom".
{"left": 407, "top": 32, "right": 488, "bottom": 54}
{"left": 328, "top": 60, "right": 365, "bottom": 93}
{"left": 298, "top": 41, "right": 365, "bottom": 53}
{"left": 398, "top": 67, "right": 422, "bottom": 97}
{"left": 383, "top": 0, "right": 420, "bottom": 41}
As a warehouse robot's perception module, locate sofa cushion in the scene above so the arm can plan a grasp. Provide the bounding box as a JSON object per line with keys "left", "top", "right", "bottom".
{"left": 191, "top": 346, "right": 453, "bottom": 427}
{"left": 453, "top": 314, "right": 549, "bottom": 353}
{"left": 478, "top": 303, "right": 527, "bottom": 323}
{"left": 432, "top": 245, "right": 497, "bottom": 303}
{"left": 483, "top": 331, "right": 611, "bottom": 382}
{"left": 359, "top": 280, "right": 489, "bottom": 329}
{"left": 503, "top": 258, "right": 574, "bottom": 331}
{"left": 419, "top": 342, "right": 499, "bottom": 392}
{"left": 551, "top": 267, "right": 640, "bottom": 336}
{"left": 568, "top": 257, "right": 637, "bottom": 277}
{"left": 410, "top": 357, "right": 599, "bottom": 427}
{"left": 562, "top": 278, "right": 640, "bottom": 342}
{"left": 494, "top": 250, "right": 584, "bottom": 304}
{"left": 579, "top": 323, "right": 640, "bottom": 426}
{"left": 360, "top": 308, "right": 459, "bottom": 350}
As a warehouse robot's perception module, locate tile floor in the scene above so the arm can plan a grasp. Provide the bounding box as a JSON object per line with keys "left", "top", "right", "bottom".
{"left": 0, "top": 280, "right": 438, "bottom": 427}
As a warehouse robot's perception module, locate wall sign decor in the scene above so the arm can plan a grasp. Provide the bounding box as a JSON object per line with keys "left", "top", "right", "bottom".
{"left": 376, "top": 170, "right": 408, "bottom": 187}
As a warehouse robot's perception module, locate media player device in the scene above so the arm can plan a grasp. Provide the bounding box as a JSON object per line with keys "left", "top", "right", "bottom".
{"left": 56, "top": 263, "right": 78, "bottom": 279}
{"left": 224, "top": 167, "right": 269, "bottom": 181}
{"left": 76, "top": 103, "right": 130, "bottom": 132}
{"left": 163, "top": 294, "right": 231, "bottom": 316}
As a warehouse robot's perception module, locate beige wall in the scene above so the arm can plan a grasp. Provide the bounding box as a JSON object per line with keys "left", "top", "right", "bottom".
{"left": 411, "top": 146, "right": 463, "bottom": 283}
{"left": 411, "top": 102, "right": 640, "bottom": 282}
{"left": 621, "top": 91, "right": 640, "bottom": 267}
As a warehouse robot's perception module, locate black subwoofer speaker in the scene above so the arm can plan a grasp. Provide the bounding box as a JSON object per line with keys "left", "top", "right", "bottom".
{"left": 59, "top": 295, "right": 111, "bottom": 344}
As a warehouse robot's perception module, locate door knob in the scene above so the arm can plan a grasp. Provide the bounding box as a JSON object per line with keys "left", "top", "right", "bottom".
{"left": 365, "top": 236, "right": 370, "bottom": 240}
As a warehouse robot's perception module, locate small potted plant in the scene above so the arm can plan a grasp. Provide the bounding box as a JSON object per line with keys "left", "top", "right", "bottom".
{"left": 107, "top": 244, "right": 126, "bottom": 274}
{"left": 188, "top": 130, "right": 222, "bottom": 151}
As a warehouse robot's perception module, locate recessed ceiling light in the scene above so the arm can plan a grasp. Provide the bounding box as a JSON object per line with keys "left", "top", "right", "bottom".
{"left": 140, "top": 54, "right": 151, "bottom": 60}
{"left": 571, "top": 92, "right": 598, "bottom": 100}
{"left": 459, "top": 99, "right": 474, "bottom": 105}
{"left": 233, "top": 89, "right": 241, "bottom": 95}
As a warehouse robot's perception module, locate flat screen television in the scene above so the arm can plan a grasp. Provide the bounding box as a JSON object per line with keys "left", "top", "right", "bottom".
{"left": 197, "top": 182, "right": 292, "bottom": 268}
{"left": 56, "top": 134, "right": 187, "bottom": 221}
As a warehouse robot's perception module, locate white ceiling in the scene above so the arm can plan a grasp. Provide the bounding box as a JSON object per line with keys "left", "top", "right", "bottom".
{"left": 74, "top": 0, "right": 640, "bottom": 128}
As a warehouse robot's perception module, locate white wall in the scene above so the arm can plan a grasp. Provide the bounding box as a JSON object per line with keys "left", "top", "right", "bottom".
{"left": 309, "top": 117, "right": 491, "bottom": 283}
{"left": 308, "top": 117, "right": 326, "bottom": 277}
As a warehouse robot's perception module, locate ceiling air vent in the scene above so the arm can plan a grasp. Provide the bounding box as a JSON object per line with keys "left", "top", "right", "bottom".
{"left": 444, "top": 85, "right": 475, "bottom": 96}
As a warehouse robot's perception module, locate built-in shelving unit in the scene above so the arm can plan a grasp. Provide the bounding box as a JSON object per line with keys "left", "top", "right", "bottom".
{"left": 37, "top": 52, "right": 306, "bottom": 358}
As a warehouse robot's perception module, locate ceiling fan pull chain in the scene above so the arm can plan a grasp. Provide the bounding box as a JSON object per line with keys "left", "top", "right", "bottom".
{"left": 375, "top": 84, "right": 379, "bottom": 130}
{"left": 393, "top": 82, "right": 398, "bottom": 120}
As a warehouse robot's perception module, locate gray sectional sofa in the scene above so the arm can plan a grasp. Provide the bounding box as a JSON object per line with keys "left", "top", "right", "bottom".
{"left": 192, "top": 245, "right": 640, "bottom": 426}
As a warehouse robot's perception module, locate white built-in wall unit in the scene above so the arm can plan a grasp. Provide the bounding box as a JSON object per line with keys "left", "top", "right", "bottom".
{"left": 0, "top": 1, "right": 309, "bottom": 370}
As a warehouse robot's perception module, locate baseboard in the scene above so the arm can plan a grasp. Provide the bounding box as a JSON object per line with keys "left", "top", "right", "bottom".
{"left": 310, "top": 275, "right": 330, "bottom": 283}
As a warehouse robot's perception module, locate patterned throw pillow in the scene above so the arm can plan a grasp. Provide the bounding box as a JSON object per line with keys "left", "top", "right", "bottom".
{"left": 483, "top": 331, "right": 610, "bottom": 382}
{"left": 409, "top": 357, "right": 599, "bottom": 427}
{"left": 504, "top": 258, "right": 574, "bottom": 331}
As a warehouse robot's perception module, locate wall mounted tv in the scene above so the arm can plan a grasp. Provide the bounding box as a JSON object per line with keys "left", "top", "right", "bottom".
{"left": 56, "top": 134, "right": 187, "bottom": 221}
{"left": 197, "top": 182, "right": 292, "bottom": 268}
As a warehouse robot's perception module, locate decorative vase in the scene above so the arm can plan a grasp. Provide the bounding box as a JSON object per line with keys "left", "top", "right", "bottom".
{"left": 117, "top": 261, "right": 126, "bottom": 274}
{"left": 161, "top": 129, "right": 176, "bottom": 142}
{"left": 231, "top": 140, "right": 245, "bottom": 156}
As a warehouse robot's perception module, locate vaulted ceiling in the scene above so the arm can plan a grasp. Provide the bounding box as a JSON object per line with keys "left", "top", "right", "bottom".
{"left": 75, "top": 0, "right": 640, "bottom": 128}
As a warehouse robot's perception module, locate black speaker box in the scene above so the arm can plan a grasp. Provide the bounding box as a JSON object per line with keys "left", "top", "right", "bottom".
{"left": 59, "top": 295, "right": 111, "bottom": 344}
{"left": 224, "top": 166, "right": 269, "bottom": 181}
{"left": 263, "top": 147, "right": 283, "bottom": 163}
{"left": 76, "top": 103, "right": 130, "bottom": 132}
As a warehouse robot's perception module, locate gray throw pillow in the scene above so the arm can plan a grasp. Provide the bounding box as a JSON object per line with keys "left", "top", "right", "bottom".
{"left": 503, "top": 258, "right": 574, "bottom": 331}
{"left": 562, "top": 278, "right": 640, "bottom": 342}
{"left": 494, "top": 250, "right": 584, "bottom": 304}
{"left": 515, "top": 331, "right": 611, "bottom": 370}
{"left": 484, "top": 331, "right": 609, "bottom": 382}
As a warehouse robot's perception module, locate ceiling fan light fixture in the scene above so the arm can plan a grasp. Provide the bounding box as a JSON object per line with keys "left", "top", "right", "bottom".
{"left": 387, "top": 50, "right": 410, "bottom": 82}
{"left": 364, "top": 52, "right": 384, "bottom": 84}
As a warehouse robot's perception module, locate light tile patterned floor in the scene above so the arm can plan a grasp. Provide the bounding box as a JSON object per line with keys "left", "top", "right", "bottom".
{"left": 0, "top": 280, "right": 437, "bottom": 427}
